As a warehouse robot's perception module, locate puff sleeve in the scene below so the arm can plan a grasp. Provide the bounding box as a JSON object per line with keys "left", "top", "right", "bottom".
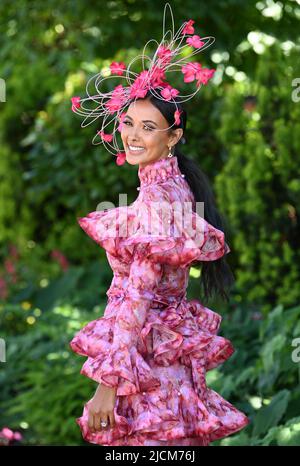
{"left": 122, "top": 184, "right": 231, "bottom": 267}
{"left": 70, "top": 250, "right": 163, "bottom": 396}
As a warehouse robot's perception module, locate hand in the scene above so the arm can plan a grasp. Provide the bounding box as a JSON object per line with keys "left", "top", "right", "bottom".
{"left": 88, "top": 383, "right": 117, "bottom": 433}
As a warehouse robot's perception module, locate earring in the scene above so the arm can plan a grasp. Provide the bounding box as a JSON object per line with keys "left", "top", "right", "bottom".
{"left": 167, "top": 146, "right": 173, "bottom": 158}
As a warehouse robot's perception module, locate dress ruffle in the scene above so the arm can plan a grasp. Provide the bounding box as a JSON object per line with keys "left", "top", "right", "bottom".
{"left": 77, "top": 194, "right": 230, "bottom": 267}
{"left": 72, "top": 167, "right": 249, "bottom": 446}
{"left": 70, "top": 297, "right": 249, "bottom": 445}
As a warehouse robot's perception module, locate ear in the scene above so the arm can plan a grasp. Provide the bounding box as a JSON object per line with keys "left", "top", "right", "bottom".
{"left": 169, "top": 128, "right": 183, "bottom": 147}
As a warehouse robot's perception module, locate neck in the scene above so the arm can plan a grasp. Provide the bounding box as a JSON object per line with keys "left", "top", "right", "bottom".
{"left": 138, "top": 156, "right": 183, "bottom": 187}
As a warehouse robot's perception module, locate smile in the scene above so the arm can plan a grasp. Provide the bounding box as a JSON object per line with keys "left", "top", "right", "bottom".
{"left": 127, "top": 145, "right": 146, "bottom": 154}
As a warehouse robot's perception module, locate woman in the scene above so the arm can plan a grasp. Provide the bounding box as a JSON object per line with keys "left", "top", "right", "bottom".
{"left": 69, "top": 90, "right": 250, "bottom": 446}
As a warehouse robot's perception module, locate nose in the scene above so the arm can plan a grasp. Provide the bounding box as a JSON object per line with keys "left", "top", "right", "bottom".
{"left": 128, "top": 126, "right": 142, "bottom": 140}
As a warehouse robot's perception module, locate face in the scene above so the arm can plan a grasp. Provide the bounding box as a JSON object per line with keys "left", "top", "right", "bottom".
{"left": 121, "top": 98, "right": 183, "bottom": 168}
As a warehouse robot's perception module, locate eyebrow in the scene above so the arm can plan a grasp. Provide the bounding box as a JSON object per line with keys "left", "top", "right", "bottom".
{"left": 124, "top": 115, "right": 158, "bottom": 127}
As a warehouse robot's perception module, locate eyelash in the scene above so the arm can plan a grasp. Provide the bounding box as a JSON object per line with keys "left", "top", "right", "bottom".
{"left": 123, "top": 121, "right": 153, "bottom": 131}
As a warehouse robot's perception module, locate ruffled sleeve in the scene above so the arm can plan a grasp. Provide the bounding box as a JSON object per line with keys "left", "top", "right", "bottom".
{"left": 70, "top": 253, "right": 164, "bottom": 396}
{"left": 122, "top": 184, "right": 231, "bottom": 267}
{"left": 76, "top": 205, "right": 138, "bottom": 262}
{"left": 76, "top": 183, "right": 230, "bottom": 267}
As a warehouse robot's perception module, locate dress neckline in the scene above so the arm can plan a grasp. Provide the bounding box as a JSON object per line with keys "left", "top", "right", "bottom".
{"left": 137, "top": 156, "right": 184, "bottom": 188}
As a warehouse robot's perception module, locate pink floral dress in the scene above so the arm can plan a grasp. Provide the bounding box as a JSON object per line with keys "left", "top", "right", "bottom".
{"left": 70, "top": 156, "right": 249, "bottom": 446}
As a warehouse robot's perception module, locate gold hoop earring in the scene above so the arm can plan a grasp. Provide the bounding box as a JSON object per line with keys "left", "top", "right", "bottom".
{"left": 167, "top": 146, "right": 173, "bottom": 158}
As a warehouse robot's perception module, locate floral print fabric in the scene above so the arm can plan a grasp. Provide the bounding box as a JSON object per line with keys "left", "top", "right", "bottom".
{"left": 70, "top": 156, "right": 249, "bottom": 446}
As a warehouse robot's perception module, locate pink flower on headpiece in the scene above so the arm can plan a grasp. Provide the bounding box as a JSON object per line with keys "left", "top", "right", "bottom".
{"left": 182, "top": 19, "right": 195, "bottom": 35}
{"left": 97, "top": 130, "right": 113, "bottom": 142}
{"left": 181, "top": 62, "right": 201, "bottom": 83}
{"left": 112, "top": 84, "right": 127, "bottom": 99}
{"left": 109, "top": 61, "right": 126, "bottom": 76}
{"left": 196, "top": 67, "right": 216, "bottom": 86}
{"left": 182, "top": 62, "right": 215, "bottom": 87}
{"left": 174, "top": 109, "right": 182, "bottom": 126}
{"left": 129, "top": 71, "right": 151, "bottom": 99}
{"left": 186, "top": 35, "right": 205, "bottom": 49}
{"left": 105, "top": 98, "right": 123, "bottom": 113}
{"left": 117, "top": 112, "right": 127, "bottom": 132}
{"left": 161, "top": 85, "right": 179, "bottom": 101}
{"left": 149, "top": 65, "right": 167, "bottom": 88}
{"left": 157, "top": 45, "right": 172, "bottom": 65}
{"left": 71, "top": 96, "right": 81, "bottom": 112}
{"left": 115, "top": 152, "right": 126, "bottom": 166}
{"left": 105, "top": 85, "right": 127, "bottom": 113}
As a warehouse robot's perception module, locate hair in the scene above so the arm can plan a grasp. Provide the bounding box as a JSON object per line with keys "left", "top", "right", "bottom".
{"left": 135, "top": 90, "right": 235, "bottom": 303}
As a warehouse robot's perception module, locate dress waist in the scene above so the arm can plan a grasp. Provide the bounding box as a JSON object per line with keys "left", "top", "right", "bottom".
{"left": 106, "top": 287, "right": 187, "bottom": 309}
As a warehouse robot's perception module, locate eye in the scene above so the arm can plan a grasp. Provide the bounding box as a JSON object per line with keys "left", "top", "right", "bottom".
{"left": 123, "top": 121, "right": 153, "bottom": 131}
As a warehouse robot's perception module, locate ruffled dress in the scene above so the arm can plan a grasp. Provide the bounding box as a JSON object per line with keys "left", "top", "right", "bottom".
{"left": 70, "top": 155, "right": 249, "bottom": 446}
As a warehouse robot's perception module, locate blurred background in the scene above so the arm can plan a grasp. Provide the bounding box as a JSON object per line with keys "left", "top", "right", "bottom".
{"left": 0, "top": 0, "right": 300, "bottom": 446}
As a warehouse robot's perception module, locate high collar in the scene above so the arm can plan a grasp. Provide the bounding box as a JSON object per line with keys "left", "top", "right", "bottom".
{"left": 137, "top": 156, "right": 183, "bottom": 187}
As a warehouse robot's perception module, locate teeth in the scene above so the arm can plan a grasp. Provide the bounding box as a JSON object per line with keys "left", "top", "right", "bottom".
{"left": 128, "top": 145, "right": 145, "bottom": 151}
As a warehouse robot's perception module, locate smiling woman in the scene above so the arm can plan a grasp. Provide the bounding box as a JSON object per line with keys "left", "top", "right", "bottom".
{"left": 70, "top": 89, "right": 249, "bottom": 446}
{"left": 70, "top": 3, "right": 250, "bottom": 447}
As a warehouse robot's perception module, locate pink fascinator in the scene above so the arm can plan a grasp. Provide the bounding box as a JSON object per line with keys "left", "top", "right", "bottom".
{"left": 71, "top": 3, "right": 216, "bottom": 165}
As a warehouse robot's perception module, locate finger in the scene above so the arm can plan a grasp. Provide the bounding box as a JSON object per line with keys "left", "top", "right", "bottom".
{"left": 88, "top": 411, "right": 95, "bottom": 433}
{"left": 108, "top": 411, "right": 115, "bottom": 429}
{"left": 94, "top": 413, "right": 102, "bottom": 432}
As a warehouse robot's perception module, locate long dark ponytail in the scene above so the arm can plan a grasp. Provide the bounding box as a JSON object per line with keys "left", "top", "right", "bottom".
{"left": 136, "top": 90, "right": 235, "bottom": 303}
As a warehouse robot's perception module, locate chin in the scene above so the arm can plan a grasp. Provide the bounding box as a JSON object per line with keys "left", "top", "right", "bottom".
{"left": 126, "top": 153, "right": 149, "bottom": 166}
{"left": 125, "top": 155, "right": 140, "bottom": 165}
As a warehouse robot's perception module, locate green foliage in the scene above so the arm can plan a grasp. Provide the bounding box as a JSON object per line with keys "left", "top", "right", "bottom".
{"left": 208, "top": 303, "right": 300, "bottom": 446}
{"left": 215, "top": 43, "right": 300, "bottom": 312}
{"left": 0, "top": 266, "right": 110, "bottom": 445}
{"left": 1, "top": 0, "right": 300, "bottom": 446}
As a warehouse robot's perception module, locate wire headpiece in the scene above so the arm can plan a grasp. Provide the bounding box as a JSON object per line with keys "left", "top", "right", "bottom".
{"left": 71, "top": 3, "right": 215, "bottom": 165}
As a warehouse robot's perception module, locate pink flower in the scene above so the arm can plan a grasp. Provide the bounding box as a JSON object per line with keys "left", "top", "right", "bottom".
{"left": 161, "top": 85, "right": 179, "bottom": 101}
{"left": 174, "top": 109, "right": 182, "bottom": 126}
{"left": 105, "top": 85, "right": 127, "bottom": 114}
{"left": 97, "top": 130, "right": 113, "bottom": 142}
{"left": 109, "top": 61, "right": 126, "bottom": 76}
{"left": 181, "top": 62, "right": 215, "bottom": 87}
{"left": 186, "top": 35, "right": 205, "bottom": 49}
{"left": 196, "top": 67, "right": 215, "bottom": 86}
{"left": 157, "top": 45, "right": 172, "bottom": 65}
{"left": 117, "top": 112, "right": 127, "bottom": 132}
{"left": 149, "top": 65, "right": 167, "bottom": 88}
{"left": 181, "top": 62, "right": 202, "bottom": 83}
{"left": 105, "top": 98, "right": 123, "bottom": 114}
{"left": 129, "top": 71, "right": 151, "bottom": 99}
{"left": 1, "top": 428, "right": 14, "bottom": 440}
{"left": 112, "top": 84, "right": 127, "bottom": 100}
{"left": 71, "top": 96, "right": 81, "bottom": 112}
{"left": 13, "top": 432, "right": 22, "bottom": 441}
{"left": 4, "top": 259, "right": 15, "bottom": 275}
{"left": 182, "top": 19, "right": 195, "bottom": 35}
{"left": 0, "top": 427, "right": 23, "bottom": 445}
{"left": 114, "top": 152, "right": 126, "bottom": 166}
